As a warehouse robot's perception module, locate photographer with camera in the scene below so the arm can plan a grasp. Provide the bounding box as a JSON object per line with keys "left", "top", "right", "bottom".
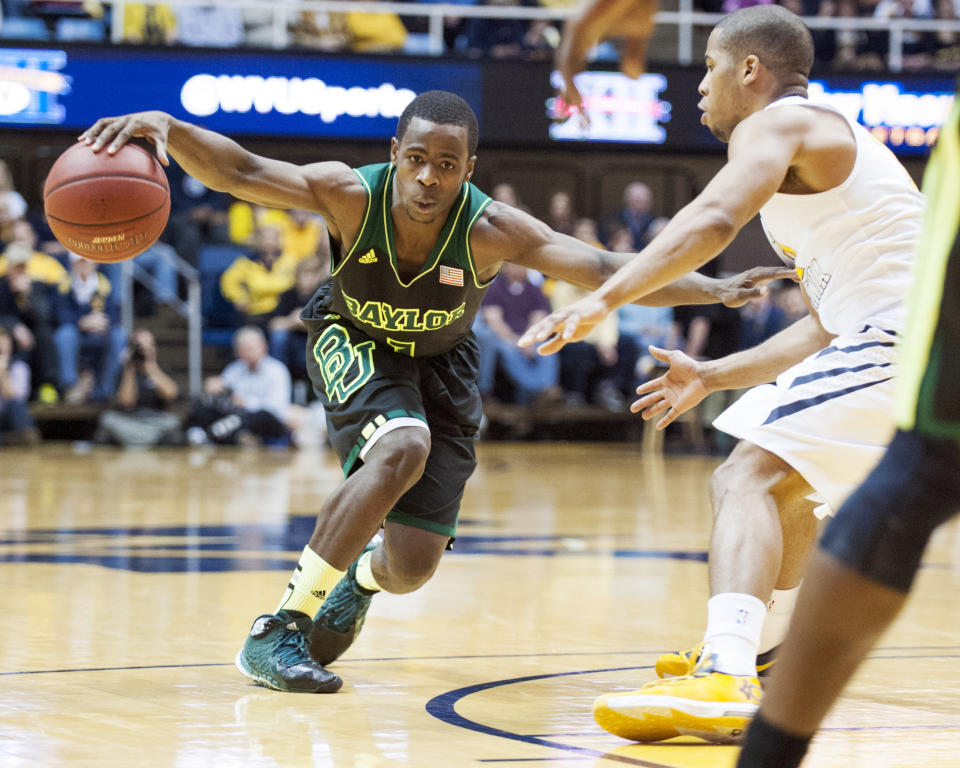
{"left": 94, "top": 328, "right": 181, "bottom": 447}
{"left": 184, "top": 325, "right": 292, "bottom": 447}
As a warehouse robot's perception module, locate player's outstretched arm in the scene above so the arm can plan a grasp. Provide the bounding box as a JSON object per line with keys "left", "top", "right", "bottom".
{"left": 79, "top": 111, "right": 356, "bottom": 219}
{"left": 518, "top": 111, "right": 803, "bottom": 354}
{"left": 475, "top": 202, "right": 793, "bottom": 305}
{"left": 634, "top": 313, "right": 836, "bottom": 428}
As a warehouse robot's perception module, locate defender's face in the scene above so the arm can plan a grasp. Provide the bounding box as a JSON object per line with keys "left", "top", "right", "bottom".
{"left": 698, "top": 30, "right": 746, "bottom": 143}
{"left": 391, "top": 117, "right": 475, "bottom": 224}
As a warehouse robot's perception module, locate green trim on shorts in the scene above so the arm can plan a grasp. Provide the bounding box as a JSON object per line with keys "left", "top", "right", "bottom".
{"left": 341, "top": 409, "right": 429, "bottom": 477}
{"left": 385, "top": 508, "right": 458, "bottom": 538}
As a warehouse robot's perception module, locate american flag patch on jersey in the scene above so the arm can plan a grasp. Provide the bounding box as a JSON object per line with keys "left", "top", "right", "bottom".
{"left": 439, "top": 265, "right": 464, "bottom": 286}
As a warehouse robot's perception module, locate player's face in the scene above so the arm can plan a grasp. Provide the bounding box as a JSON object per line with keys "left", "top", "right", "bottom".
{"left": 391, "top": 117, "right": 476, "bottom": 224}
{"left": 698, "top": 30, "right": 746, "bottom": 142}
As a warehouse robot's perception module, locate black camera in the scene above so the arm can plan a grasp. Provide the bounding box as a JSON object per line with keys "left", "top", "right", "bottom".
{"left": 131, "top": 343, "right": 146, "bottom": 365}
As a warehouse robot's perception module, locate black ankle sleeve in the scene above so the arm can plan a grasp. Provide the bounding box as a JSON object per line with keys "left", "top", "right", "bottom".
{"left": 736, "top": 712, "right": 812, "bottom": 768}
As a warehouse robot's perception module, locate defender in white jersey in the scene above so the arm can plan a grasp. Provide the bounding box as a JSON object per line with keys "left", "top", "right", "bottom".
{"left": 519, "top": 5, "right": 925, "bottom": 743}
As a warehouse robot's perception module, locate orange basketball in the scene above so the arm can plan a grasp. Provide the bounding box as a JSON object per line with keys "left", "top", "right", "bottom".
{"left": 43, "top": 142, "right": 170, "bottom": 263}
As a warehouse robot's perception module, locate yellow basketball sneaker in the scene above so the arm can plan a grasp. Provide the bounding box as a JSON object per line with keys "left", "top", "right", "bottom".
{"left": 593, "top": 652, "right": 762, "bottom": 744}
{"left": 655, "top": 642, "right": 779, "bottom": 679}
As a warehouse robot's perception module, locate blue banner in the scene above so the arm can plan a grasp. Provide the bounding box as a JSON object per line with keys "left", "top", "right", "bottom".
{"left": 0, "top": 45, "right": 483, "bottom": 139}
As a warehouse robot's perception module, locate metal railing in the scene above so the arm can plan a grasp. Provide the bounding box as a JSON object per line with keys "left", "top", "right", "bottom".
{"left": 118, "top": 248, "right": 203, "bottom": 398}
{"left": 96, "top": 0, "right": 960, "bottom": 73}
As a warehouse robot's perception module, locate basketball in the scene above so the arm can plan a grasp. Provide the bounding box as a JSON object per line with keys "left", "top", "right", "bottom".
{"left": 43, "top": 142, "right": 170, "bottom": 263}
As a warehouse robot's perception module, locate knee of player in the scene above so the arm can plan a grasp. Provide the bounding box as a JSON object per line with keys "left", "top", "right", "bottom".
{"left": 370, "top": 427, "right": 431, "bottom": 484}
{"left": 382, "top": 549, "right": 441, "bottom": 593}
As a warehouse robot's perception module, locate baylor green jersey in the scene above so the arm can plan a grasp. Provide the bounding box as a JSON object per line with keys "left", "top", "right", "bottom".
{"left": 329, "top": 162, "right": 494, "bottom": 358}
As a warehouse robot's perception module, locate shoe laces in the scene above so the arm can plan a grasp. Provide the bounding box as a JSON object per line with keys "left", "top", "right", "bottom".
{"left": 271, "top": 613, "right": 313, "bottom": 666}
{"left": 323, "top": 574, "right": 371, "bottom": 633}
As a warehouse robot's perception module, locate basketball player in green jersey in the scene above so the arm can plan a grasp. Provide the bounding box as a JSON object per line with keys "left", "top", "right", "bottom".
{"left": 81, "top": 90, "right": 790, "bottom": 693}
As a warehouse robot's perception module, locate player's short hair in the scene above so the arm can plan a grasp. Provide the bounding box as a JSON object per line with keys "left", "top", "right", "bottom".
{"left": 396, "top": 90, "right": 479, "bottom": 156}
{"left": 714, "top": 5, "right": 815, "bottom": 80}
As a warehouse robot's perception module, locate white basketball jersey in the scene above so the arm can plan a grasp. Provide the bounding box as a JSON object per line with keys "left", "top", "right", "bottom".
{"left": 758, "top": 95, "right": 925, "bottom": 335}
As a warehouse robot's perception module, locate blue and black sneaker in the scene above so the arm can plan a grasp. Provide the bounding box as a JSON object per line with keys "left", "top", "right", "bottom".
{"left": 235, "top": 609, "right": 342, "bottom": 693}
{"left": 308, "top": 551, "right": 377, "bottom": 666}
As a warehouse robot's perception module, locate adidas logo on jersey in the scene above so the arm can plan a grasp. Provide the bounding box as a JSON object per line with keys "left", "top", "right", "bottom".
{"left": 359, "top": 250, "right": 378, "bottom": 264}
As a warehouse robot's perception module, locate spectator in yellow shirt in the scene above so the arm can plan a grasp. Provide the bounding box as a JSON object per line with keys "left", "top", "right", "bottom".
{"left": 122, "top": 2, "right": 178, "bottom": 44}
{"left": 219, "top": 226, "right": 296, "bottom": 326}
{"left": 0, "top": 220, "right": 67, "bottom": 287}
{"left": 345, "top": 3, "right": 408, "bottom": 52}
{"left": 282, "top": 209, "right": 327, "bottom": 263}
{"left": 228, "top": 201, "right": 292, "bottom": 246}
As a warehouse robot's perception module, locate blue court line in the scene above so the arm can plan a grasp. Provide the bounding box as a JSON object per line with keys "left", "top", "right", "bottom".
{"left": 425, "top": 654, "right": 960, "bottom": 766}
{"left": 426, "top": 665, "right": 681, "bottom": 768}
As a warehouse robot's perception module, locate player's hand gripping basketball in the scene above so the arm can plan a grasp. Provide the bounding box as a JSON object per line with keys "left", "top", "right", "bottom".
{"left": 717, "top": 265, "right": 798, "bottom": 308}
{"left": 632, "top": 347, "right": 708, "bottom": 429}
{"left": 518, "top": 293, "right": 612, "bottom": 355}
{"left": 79, "top": 111, "right": 172, "bottom": 166}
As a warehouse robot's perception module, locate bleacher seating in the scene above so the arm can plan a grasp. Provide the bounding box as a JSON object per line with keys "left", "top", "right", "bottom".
{"left": 0, "top": 17, "right": 51, "bottom": 40}
{"left": 54, "top": 17, "right": 107, "bottom": 42}
{"left": 198, "top": 244, "right": 244, "bottom": 347}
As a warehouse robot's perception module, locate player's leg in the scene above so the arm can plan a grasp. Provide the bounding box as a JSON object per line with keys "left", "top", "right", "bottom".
{"left": 594, "top": 442, "right": 813, "bottom": 744}
{"left": 310, "top": 331, "right": 484, "bottom": 665}
{"left": 238, "top": 311, "right": 431, "bottom": 693}
{"left": 737, "top": 431, "right": 960, "bottom": 767}
{"left": 706, "top": 443, "right": 816, "bottom": 673}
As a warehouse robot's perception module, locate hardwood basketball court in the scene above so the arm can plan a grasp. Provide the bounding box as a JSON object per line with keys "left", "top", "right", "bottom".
{"left": 2, "top": 442, "right": 958, "bottom": 767}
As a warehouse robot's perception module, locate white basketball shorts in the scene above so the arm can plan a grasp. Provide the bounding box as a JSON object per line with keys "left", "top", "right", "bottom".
{"left": 713, "top": 324, "right": 899, "bottom": 517}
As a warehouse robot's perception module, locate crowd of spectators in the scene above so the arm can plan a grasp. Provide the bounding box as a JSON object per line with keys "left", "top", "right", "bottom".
{"left": 474, "top": 182, "right": 807, "bottom": 427}
{"left": 0, "top": 144, "right": 809, "bottom": 449}
{"left": 3, "top": 0, "right": 957, "bottom": 70}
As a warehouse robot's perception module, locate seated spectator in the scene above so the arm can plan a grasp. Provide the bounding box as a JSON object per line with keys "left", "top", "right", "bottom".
{"left": 344, "top": 1, "right": 408, "bottom": 52}
{"left": 1, "top": 220, "right": 67, "bottom": 287}
{"left": 462, "top": 0, "right": 551, "bottom": 58}
{"left": 550, "top": 218, "right": 634, "bottom": 409}
{"left": 228, "top": 201, "right": 291, "bottom": 246}
{"left": 219, "top": 226, "right": 297, "bottom": 328}
{"left": 185, "top": 325, "right": 292, "bottom": 446}
{"left": 546, "top": 189, "right": 576, "bottom": 236}
{"left": 874, "top": 0, "right": 935, "bottom": 69}
{"left": 834, "top": 0, "right": 885, "bottom": 69}
{"left": 932, "top": 0, "right": 960, "bottom": 69}
{"left": 491, "top": 181, "right": 533, "bottom": 214}
{"left": 0, "top": 160, "right": 28, "bottom": 240}
{"left": 176, "top": 2, "right": 244, "bottom": 47}
{"left": 268, "top": 256, "right": 329, "bottom": 398}
{"left": 282, "top": 209, "right": 327, "bottom": 263}
{"left": 290, "top": 10, "right": 349, "bottom": 50}
{"left": 121, "top": 2, "right": 178, "bottom": 44}
{"left": 0, "top": 243, "right": 59, "bottom": 403}
{"left": 602, "top": 181, "right": 654, "bottom": 250}
{"left": 607, "top": 224, "right": 680, "bottom": 385}
{"left": 0, "top": 325, "right": 40, "bottom": 446}
{"left": 94, "top": 329, "right": 182, "bottom": 448}
{"left": 54, "top": 254, "right": 125, "bottom": 403}
{"left": 476, "top": 261, "right": 559, "bottom": 405}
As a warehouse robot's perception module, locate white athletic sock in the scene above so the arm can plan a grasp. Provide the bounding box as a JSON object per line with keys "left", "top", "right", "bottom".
{"left": 355, "top": 550, "right": 383, "bottom": 592}
{"left": 760, "top": 585, "right": 801, "bottom": 653}
{"left": 703, "top": 592, "right": 767, "bottom": 676}
{"left": 275, "top": 546, "right": 345, "bottom": 617}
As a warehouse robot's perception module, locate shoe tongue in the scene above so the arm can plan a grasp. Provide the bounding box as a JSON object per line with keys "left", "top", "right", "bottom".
{"left": 276, "top": 609, "right": 312, "bottom": 633}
